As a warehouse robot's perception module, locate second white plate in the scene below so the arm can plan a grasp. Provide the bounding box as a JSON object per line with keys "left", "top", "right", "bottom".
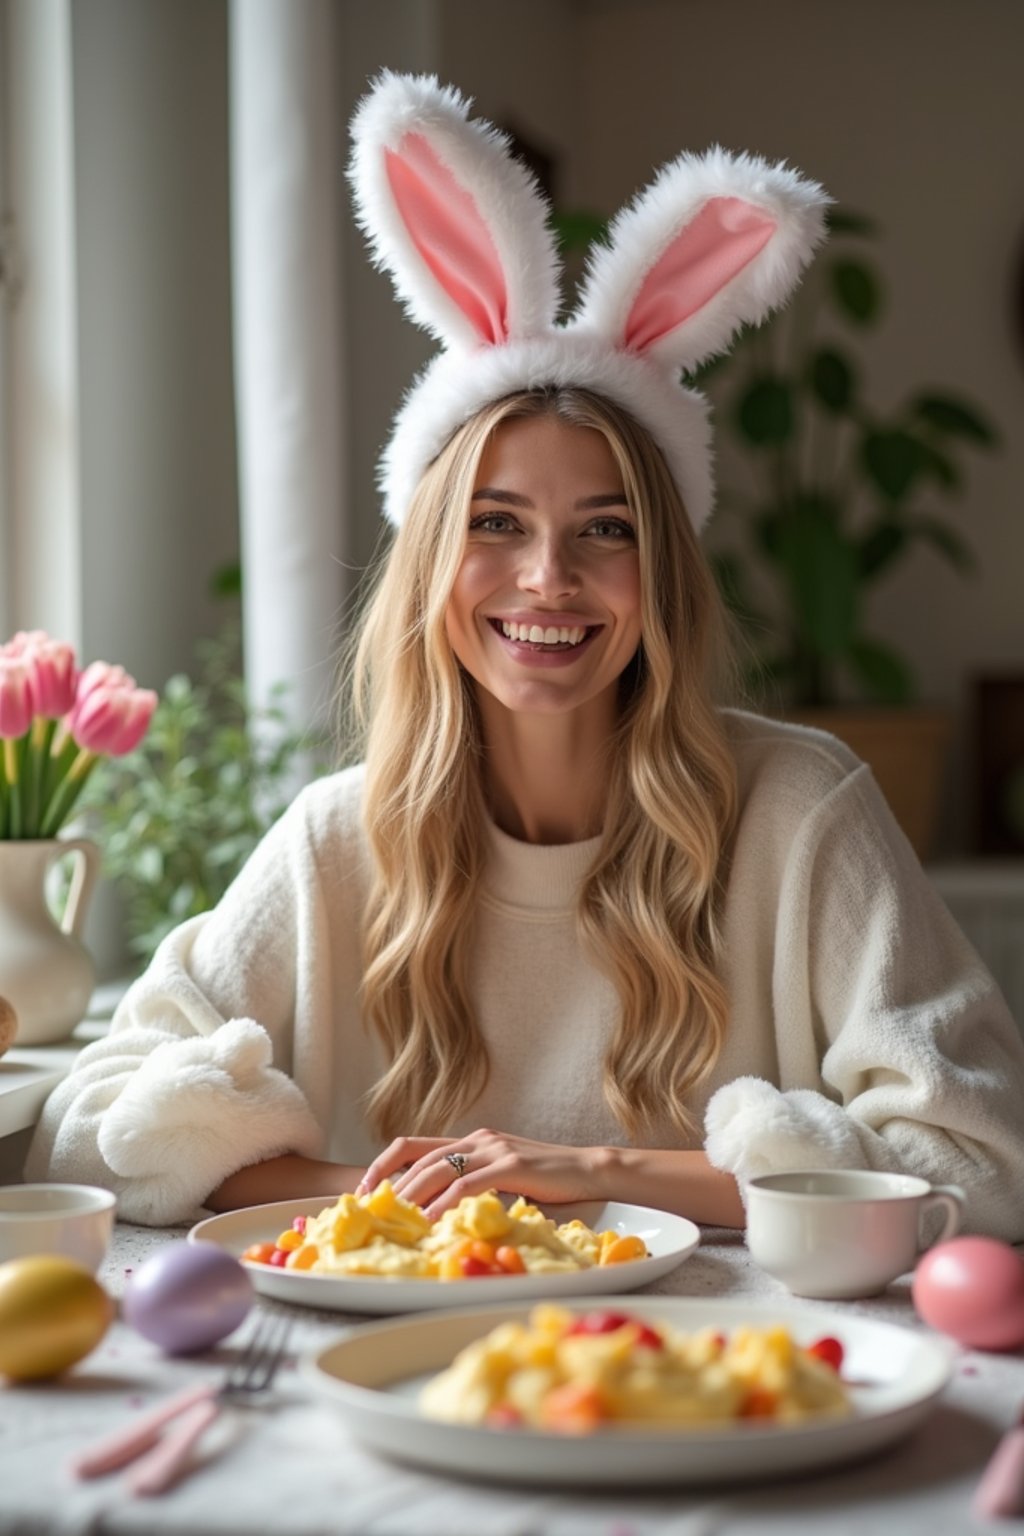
{"left": 188, "top": 1197, "right": 699, "bottom": 1313}
{"left": 299, "top": 1295, "right": 954, "bottom": 1487}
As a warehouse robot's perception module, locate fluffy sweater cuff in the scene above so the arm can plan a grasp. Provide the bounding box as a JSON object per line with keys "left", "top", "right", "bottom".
{"left": 97, "top": 1019, "right": 323, "bottom": 1225}
{"left": 704, "top": 1077, "right": 867, "bottom": 1197}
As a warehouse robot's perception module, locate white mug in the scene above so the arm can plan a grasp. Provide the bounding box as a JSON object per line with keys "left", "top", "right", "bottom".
{"left": 745, "top": 1169, "right": 965, "bottom": 1299}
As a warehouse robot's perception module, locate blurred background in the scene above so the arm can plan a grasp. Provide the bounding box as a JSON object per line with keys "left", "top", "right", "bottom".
{"left": 2, "top": 0, "right": 1022, "bottom": 983}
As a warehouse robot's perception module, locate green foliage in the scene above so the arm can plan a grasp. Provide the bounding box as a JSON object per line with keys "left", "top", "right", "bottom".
{"left": 81, "top": 626, "right": 326, "bottom": 965}
{"left": 683, "top": 208, "right": 1000, "bottom": 706}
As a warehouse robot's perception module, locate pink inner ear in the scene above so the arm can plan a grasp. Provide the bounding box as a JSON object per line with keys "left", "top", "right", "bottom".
{"left": 624, "top": 197, "right": 776, "bottom": 354}
{"left": 385, "top": 133, "right": 508, "bottom": 345}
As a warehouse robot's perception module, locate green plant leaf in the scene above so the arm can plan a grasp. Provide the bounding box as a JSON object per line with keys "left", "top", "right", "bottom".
{"left": 825, "top": 208, "right": 878, "bottom": 236}
{"left": 776, "top": 502, "right": 860, "bottom": 656}
{"left": 859, "top": 517, "right": 907, "bottom": 577}
{"left": 754, "top": 506, "right": 794, "bottom": 565}
{"left": 909, "top": 514, "right": 976, "bottom": 572}
{"left": 846, "top": 638, "right": 914, "bottom": 704}
{"left": 549, "top": 209, "right": 609, "bottom": 255}
{"left": 709, "top": 551, "right": 766, "bottom": 626}
{"left": 829, "top": 258, "right": 882, "bottom": 324}
{"left": 209, "top": 562, "right": 242, "bottom": 599}
{"left": 861, "top": 429, "right": 927, "bottom": 501}
{"left": 808, "top": 347, "right": 856, "bottom": 413}
{"left": 735, "top": 377, "right": 794, "bottom": 445}
{"left": 911, "top": 392, "right": 998, "bottom": 446}
{"left": 916, "top": 440, "right": 961, "bottom": 490}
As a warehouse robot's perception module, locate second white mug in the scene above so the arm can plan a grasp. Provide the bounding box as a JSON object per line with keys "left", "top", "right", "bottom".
{"left": 745, "top": 1169, "right": 965, "bottom": 1299}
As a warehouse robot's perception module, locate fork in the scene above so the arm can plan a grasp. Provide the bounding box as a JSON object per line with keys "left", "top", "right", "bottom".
{"left": 69, "top": 1309, "right": 293, "bottom": 1497}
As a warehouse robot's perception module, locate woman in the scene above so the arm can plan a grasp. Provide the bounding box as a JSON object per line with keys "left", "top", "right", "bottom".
{"left": 27, "top": 74, "right": 1024, "bottom": 1235}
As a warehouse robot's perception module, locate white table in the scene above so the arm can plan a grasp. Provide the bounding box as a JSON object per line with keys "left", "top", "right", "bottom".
{"left": 0, "top": 1219, "right": 1018, "bottom": 1535}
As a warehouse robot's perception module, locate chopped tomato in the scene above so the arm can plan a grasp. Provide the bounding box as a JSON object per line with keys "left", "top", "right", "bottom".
{"left": 459, "top": 1254, "right": 498, "bottom": 1277}
{"left": 740, "top": 1387, "right": 779, "bottom": 1419}
{"left": 566, "top": 1310, "right": 634, "bottom": 1336}
{"left": 807, "top": 1336, "right": 845, "bottom": 1372}
{"left": 240, "top": 1242, "right": 277, "bottom": 1265}
{"left": 540, "top": 1382, "right": 607, "bottom": 1433}
{"left": 565, "top": 1310, "right": 663, "bottom": 1349}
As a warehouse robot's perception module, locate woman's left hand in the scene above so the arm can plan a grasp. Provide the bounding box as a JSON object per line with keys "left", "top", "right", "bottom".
{"left": 357, "top": 1129, "right": 609, "bottom": 1218}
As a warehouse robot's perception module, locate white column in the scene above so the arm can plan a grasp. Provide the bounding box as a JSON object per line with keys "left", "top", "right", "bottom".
{"left": 7, "top": 0, "right": 81, "bottom": 646}
{"left": 229, "top": 0, "right": 348, "bottom": 739}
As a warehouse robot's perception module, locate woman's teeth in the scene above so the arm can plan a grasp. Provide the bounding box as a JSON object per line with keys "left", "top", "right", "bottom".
{"left": 499, "top": 621, "right": 587, "bottom": 646}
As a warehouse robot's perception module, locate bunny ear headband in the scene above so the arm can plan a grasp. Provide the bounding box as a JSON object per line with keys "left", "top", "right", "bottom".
{"left": 348, "top": 71, "right": 830, "bottom": 531}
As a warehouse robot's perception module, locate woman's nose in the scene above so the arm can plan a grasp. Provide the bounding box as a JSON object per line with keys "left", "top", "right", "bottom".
{"left": 518, "top": 536, "right": 579, "bottom": 597}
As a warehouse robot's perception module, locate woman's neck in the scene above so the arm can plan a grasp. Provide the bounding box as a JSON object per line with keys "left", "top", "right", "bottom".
{"left": 476, "top": 691, "right": 616, "bottom": 845}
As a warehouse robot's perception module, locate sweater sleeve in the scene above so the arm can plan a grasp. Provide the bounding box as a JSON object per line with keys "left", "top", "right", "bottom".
{"left": 23, "top": 787, "right": 331, "bottom": 1226}
{"left": 705, "top": 763, "right": 1024, "bottom": 1241}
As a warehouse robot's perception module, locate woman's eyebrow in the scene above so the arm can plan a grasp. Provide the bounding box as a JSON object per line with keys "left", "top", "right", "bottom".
{"left": 470, "top": 489, "right": 631, "bottom": 510}
{"left": 576, "top": 493, "right": 631, "bottom": 510}
{"left": 471, "top": 488, "right": 530, "bottom": 506}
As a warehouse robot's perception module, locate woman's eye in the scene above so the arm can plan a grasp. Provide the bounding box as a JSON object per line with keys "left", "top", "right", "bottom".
{"left": 586, "top": 518, "right": 635, "bottom": 540}
{"left": 468, "top": 513, "right": 517, "bottom": 533}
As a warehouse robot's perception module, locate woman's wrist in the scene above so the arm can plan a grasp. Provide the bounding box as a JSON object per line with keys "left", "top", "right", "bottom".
{"left": 204, "top": 1154, "right": 364, "bottom": 1213}
{"left": 587, "top": 1144, "right": 745, "bottom": 1227}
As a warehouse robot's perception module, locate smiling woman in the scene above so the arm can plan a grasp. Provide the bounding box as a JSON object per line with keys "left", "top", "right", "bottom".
{"left": 24, "top": 72, "right": 1024, "bottom": 1246}
{"left": 444, "top": 410, "right": 643, "bottom": 839}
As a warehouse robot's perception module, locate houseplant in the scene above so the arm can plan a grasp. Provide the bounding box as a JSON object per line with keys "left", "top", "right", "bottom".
{"left": 82, "top": 624, "right": 324, "bottom": 966}
{"left": 689, "top": 209, "right": 997, "bottom": 706}
{"left": 687, "top": 208, "right": 999, "bottom": 854}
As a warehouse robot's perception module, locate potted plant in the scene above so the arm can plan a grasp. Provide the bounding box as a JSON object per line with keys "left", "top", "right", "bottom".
{"left": 0, "top": 633, "right": 157, "bottom": 1042}
{"left": 82, "top": 624, "right": 325, "bottom": 966}
{"left": 683, "top": 208, "right": 1000, "bottom": 856}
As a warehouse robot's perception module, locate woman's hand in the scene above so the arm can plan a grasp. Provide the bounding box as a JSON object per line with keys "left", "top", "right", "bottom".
{"left": 357, "top": 1129, "right": 610, "bottom": 1218}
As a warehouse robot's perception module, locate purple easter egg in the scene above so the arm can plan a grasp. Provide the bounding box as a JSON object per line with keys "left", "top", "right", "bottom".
{"left": 123, "top": 1240, "right": 253, "bottom": 1354}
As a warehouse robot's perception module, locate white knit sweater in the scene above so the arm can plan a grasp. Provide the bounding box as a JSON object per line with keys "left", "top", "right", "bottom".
{"left": 26, "top": 711, "right": 1024, "bottom": 1236}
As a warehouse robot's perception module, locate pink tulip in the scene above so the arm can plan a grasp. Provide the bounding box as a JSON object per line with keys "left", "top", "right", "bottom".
{"left": 0, "top": 658, "right": 34, "bottom": 738}
{"left": 22, "top": 637, "right": 78, "bottom": 718}
{"left": 69, "top": 683, "right": 158, "bottom": 755}
{"left": 1, "top": 629, "right": 50, "bottom": 658}
{"left": 75, "top": 660, "right": 137, "bottom": 705}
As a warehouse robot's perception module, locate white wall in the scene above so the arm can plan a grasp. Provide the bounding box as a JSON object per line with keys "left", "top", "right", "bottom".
{"left": 70, "top": 0, "right": 239, "bottom": 688}
{"left": 575, "top": 0, "right": 1024, "bottom": 851}
{"left": 336, "top": 0, "right": 442, "bottom": 582}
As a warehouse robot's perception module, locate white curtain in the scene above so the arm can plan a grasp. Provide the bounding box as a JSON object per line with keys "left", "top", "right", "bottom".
{"left": 228, "top": 0, "right": 348, "bottom": 743}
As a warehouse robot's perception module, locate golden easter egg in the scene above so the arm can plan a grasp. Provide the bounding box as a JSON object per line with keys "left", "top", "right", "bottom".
{"left": 0, "top": 996, "right": 17, "bottom": 1057}
{"left": 0, "top": 1255, "right": 114, "bottom": 1381}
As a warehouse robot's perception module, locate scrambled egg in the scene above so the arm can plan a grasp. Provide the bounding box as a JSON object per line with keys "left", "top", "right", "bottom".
{"left": 420, "top": 1305, "right": 852, "bottom": 1430}
{"left": 277, "top": 1183, "right": 648, "bottom": 1279}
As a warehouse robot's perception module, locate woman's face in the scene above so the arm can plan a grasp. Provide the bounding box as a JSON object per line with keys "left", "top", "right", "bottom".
{"left": 445, "top": 413, "right": 642, "bottom": 721}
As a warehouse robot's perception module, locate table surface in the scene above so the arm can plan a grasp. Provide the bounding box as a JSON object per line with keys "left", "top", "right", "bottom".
{"left": 0, "top": 1218, "right": 1018, "bottom": 1536}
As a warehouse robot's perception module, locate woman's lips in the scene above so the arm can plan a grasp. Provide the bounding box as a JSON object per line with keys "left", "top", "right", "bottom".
{"left": 487, "top": 617, "right": 602, "bottom": 668}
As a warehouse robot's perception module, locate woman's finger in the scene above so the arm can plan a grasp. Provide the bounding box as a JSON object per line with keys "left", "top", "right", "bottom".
{"left": 393, "top": 1146, "right": 475, "bottom": 1206}
{"left": 357, "top": 1136, "right": 447, "bottom": 1194}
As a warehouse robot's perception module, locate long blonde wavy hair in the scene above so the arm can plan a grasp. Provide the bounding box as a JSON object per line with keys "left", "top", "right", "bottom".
{"left": 348, "top": 387, "right": 738, "bottom": 1143}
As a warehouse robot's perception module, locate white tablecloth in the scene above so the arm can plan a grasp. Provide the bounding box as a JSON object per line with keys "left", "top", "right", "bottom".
{"left": 0, "top": 1220, "right": 1018, "bottom": 1535}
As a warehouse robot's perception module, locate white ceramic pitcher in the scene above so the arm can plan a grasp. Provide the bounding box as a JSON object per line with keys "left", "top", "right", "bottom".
{"left": 0, "top": 838, "right": 100, "bottom": 1045}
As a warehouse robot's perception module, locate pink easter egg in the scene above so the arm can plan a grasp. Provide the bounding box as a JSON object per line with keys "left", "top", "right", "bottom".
{"left": 912, "top": 1237, "right": 1024, "bottom": 1350}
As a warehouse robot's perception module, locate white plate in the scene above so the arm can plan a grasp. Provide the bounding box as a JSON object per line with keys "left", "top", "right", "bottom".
{"left": 188, "top": 1198, "right": 699, "bottom": 1314}
{"left": 299, "top": 1295, "right": 953, "bottom": 1487}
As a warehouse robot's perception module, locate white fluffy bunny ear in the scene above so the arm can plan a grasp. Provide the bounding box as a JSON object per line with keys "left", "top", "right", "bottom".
{"left": 348, "top": 71, "right": 561, "bottom": 351}
{"left": 572, "top": 146, "right": 830, "bottom": 371}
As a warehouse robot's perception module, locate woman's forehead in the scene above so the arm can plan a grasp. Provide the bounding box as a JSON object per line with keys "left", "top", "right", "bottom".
{"left": 474, "top": 413, "right": 626, "bottom": 495}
